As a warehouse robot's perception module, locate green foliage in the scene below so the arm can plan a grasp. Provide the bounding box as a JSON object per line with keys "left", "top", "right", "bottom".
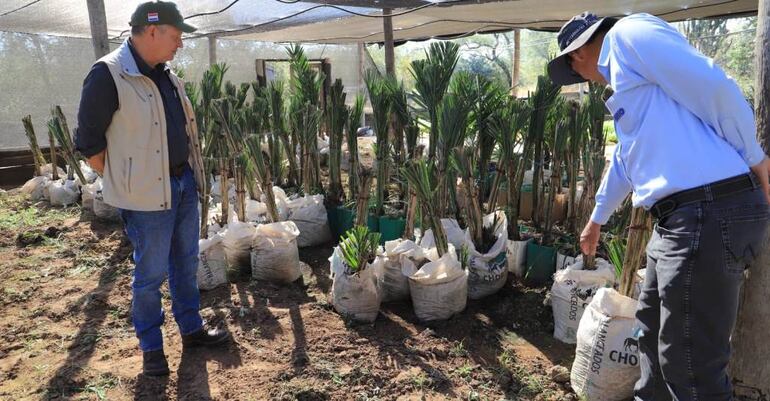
{"left": 48, "top": 106, "right": 86, "bottom": 183}
{"left": 606, "top": 236, "right": 626, "bottom": 281}
{"left": 526, "top": 74, "right": 561, "bottom": 229}
{"left": 287, "top": 44, "right": 324, "bottom": 107}
{"left": 401, "top": 159, "right": 448, "bottom": 256}
{"left": 365, "top": 70, "right": 393, "bottom": 216}
{"left": 326, "top": 79, "right": 348, "bottom": 205}
{"left": 339, "top": 226, "right": 381, "bottom": 274}
{"left": 346, "top": 94, "right": 365, "bottom": 200}
{"left": 410, "top": 41, "right": 460, "bottom": 158}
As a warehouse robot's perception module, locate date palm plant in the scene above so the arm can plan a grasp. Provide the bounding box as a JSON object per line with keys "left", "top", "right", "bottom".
{"left": 22, "top": 115, "right": 46, "bottom": 176}
{"left": 198, "top": 63, "right": 228, "bottom": 237}
{"left": 389, "top": 79, "right": 411, "bottom": 200}
{"left": 564, "top": 100, "right": 586, "bottom": 237}
{"left": 528, "top": 74, "right": 562, "bottom": 229}
{"left": 326, "top": 79, "right": 348, "bottom": 206}
{"left": 346, "top": 94, "right": 365, "bottom": 200}
{"left": 269, "top": 81, "right": 297, "bottom": 187}
{"left": 401, "top": 159, "right": 448, "bottom": 257}
{"left": 48, "top": 106, "right": 86, "bottom": 184}
{"left": 491, "top": 97, "right": 531, "bottom": 240}
{"left": 578, "top": 82, "right": 609, "bottom": 232}
{"left": 435, "top": 92, "right": 471, "bottom": 218}
{"left": 288, "top": 44, "right": 325, "bottom": 192}
{"left": 339, "top": 225, "right": 381, "bottom": 274}
{"left": 365, "top": 70, "right": 393, "bottom": 217}
{"left": 410, "top": 42, "right": 459, "bottom": 160}
{"left": 453, "top": 73, "right": 505, "bottom": 201}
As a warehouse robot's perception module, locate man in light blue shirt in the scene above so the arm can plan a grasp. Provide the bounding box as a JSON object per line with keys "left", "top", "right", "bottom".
{"left": 549, "top": 12, "right": 770, "bottom": 401}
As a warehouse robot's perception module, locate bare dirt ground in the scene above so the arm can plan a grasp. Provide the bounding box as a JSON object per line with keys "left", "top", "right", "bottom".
{"left": 0, "top": 190, "right": 577, "bottom": 401}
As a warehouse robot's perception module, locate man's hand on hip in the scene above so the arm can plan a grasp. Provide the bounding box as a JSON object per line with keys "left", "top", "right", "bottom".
{"left": 580, "top": 221, "right": 602, "bottom": 256}
{"left": 87, "top": 150, "right": 106, "bottom": 176}
{"left": 750, "top": 156, "right": 770, "bottom": 204}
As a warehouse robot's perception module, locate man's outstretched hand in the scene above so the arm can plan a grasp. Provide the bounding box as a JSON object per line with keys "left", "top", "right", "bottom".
{"left": 580, "top": 221, "right": 602, "bottom": 257}
{"left": 750, "top": 157, "right": 770, "bottom": 205}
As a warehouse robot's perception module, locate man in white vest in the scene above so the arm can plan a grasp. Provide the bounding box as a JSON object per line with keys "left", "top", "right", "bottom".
{"left": 75, "top": 1, "right": 228, "bottom": 377}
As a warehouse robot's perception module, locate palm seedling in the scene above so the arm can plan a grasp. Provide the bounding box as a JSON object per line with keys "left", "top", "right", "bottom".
{"left": 618, "top": 208, "right": 652, "bottom": 296}
{"left": 269, "top": 80, "right": 297, "bottom": 187}
{"left": 346, "top": 94, "right": 365, "bottom": 200}
{"left": 451, "top": 146, "right": 483, "bottom": 248}
{"left": 578, "top": 82, "right": 609, "bottom": 231}
{"left": 454, "top": 73, "right": 505, "bottom": 202}
{"left": 288, "top": 45, "right": 325, "bottom": 191}
{"left": 401, "top": 118, "right": 424, "bottom": 239}
{"left": 490, "top": 97, "right": 531, "bottom": 240}
{"left": 401, "top": 159, "right": 448, "bottom": 257}
{"left": 435, "top": 92, "right": 471, "bottom": 218}
{"left": 339, "top": 225, "right": 381, "bottom": 275}
{"left": 564, "top": 100, "right": 585, "bottom": 237}
{"left": 542, "top": 110, "right": 569, "bottom": 246}
{"left": 251, "top": 82, "right": 281, "bottom": 186}
{"left": 528, "top": 74, "right": 562, "bottom": 229}
{"left": 292, "top": 101, "right": 323, "bottom": 195}
{"left": 240, "top": 90, "right": 280, "bottom": 223}
{"left": 606, "top": 236, "right": 625, "bottom": 282}
{"left": 198, "top": 63, "right": 228, "bottom": 237}
{"left": 410, "top": 42, "right": 459, "bottom": 159}
{"left": 389, "top": 79, "right": 411, "bottom": 200}
{"left": 325, "top": 79, "right": 348, "bottom": 206}
{"left": 247, "top": 86, "right": 272, "bottom": 200}
{"left": 354, "top": 166, "right": 374, "bottom": 226}
{"left": 48, "top": 106, "right": 86, "bottom": 184}
{"left": 488, "top": 98, "right": 524, "bottom": 213}
{"left": 365, "top": 70, "right": 393, "bottom": 217}
{"left": 22, "top": 115, "right": 46, "bottom": 176}
{"left": 46, "top": 125, "right": 59, "bottom": 181}
{"left": 212, "top": 94, "right": 248, "bottom": 223}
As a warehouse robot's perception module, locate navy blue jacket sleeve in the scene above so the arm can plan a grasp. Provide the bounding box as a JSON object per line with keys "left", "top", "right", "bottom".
{"left": 75, "top": 62, "right": 119, "bottom": 158}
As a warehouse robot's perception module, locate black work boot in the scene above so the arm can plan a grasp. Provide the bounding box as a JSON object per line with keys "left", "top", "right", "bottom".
{"left": 182, "top": 326, "right": 230, "bottom": 348}
{"left": 142, "top": 349, "right": 170, "bottom": 376}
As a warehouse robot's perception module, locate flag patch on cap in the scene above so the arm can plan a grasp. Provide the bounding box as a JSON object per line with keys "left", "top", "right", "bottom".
{"left": 147, "top": 12, "right": 159, "bottom": 22}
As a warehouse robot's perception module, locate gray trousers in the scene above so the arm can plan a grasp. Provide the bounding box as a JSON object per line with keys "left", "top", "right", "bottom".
{"left": 635, "top": 185, "right": 769, "bottom": 401}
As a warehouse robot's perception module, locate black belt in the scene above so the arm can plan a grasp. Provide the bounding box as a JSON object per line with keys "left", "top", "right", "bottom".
{"left": 170, "top": 162, "right": 188, "bottom": 178}
{"left": 650, "top": 173, "right": 758, "bottom": 219}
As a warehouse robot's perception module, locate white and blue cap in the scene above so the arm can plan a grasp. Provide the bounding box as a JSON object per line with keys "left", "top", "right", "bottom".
{"left": 548, "top": 12, "right": 617, "bottom": 86}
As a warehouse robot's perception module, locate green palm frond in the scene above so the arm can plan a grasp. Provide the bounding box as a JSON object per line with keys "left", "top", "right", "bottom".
{"left": 401, "top": 159, "right": 448, "bottom": 256}
{"left": 326, "top": 79, "right": 348, "bottom": 205}
{"left": 410, "top": 41, "right": 459, "bottom": 159}
{"left": 365, "top": 70, "right": 393, "bottom": 216}
{"left": 339, "top": 225, "right": 381, "bottom": 274}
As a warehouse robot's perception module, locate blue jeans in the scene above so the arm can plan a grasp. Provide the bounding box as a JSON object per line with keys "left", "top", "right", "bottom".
{"left": 635, "top": 185, "right": 770, "bottom": 401}
{"left": 120, "top": 166, "right": 203, "bottom": 352}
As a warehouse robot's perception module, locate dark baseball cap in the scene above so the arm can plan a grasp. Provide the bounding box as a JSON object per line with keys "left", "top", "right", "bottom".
{"left": 130, "top": 1, "right": 197, "bottom": 33}
{"left": 547, "top": 12, "right": 617, "bottom": 86}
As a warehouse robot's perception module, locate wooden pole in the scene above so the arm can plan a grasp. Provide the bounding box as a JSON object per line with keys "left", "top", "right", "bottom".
{"left": 383, "top": 8, "right": 396, "bottom": 78}
{"left": 731, "top": 0, "right": 770, "bottom": 395}
{"left": 208, "top": 36, "right": 218, "bottom": 66}
{"left": 86, "top": 0, "right": 110, "bottom": 59}
{"left": 512, "top": 29, "right": 521, "bottom": 97}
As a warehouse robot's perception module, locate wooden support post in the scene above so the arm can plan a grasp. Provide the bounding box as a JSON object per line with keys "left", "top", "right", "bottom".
{"left": 208, "top": 36, "right": 217, "bottom": 66}
{"left": 383, "top": 8, "right": 396, "bottom": 78}
{"left": 255, "top": 59, "right": 267, "bottom": 87}
{"left": 358, "top": 43, "right": 366, "bottom": 126}
{"left": 731, "top": 0, "right": 770, "bottom": 395}
{"left": 512, "top": 29, "right": 521, "bottom": 97}
{"left": 86, "top": 0, "right": 110, "bottom": 59}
